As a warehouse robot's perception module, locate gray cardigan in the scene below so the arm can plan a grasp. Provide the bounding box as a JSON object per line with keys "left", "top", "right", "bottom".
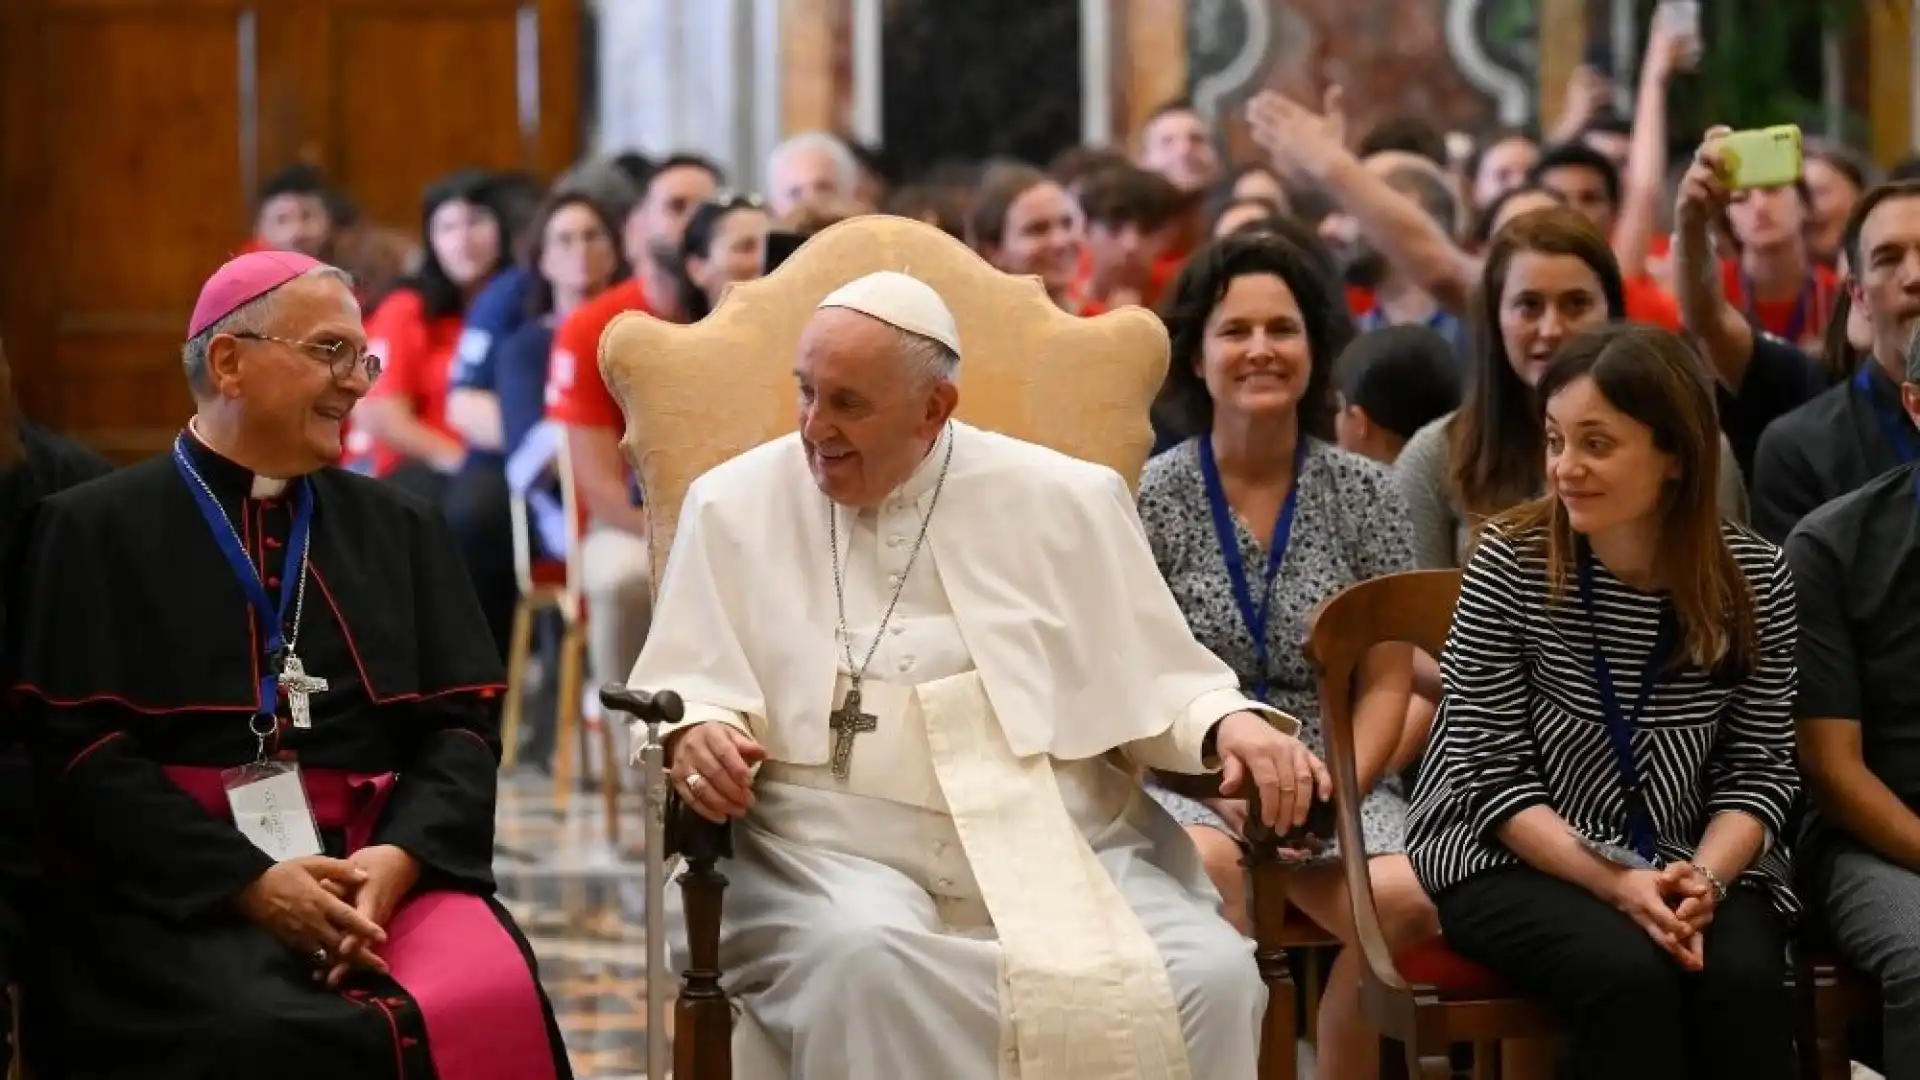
{"left": 1392, "top": 411, "right": 1751, "bottom": 569}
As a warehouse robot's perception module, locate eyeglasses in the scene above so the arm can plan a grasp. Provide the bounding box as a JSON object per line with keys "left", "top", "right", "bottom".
{"left": 232, "top": 332, "right": 384, "bottom": 385}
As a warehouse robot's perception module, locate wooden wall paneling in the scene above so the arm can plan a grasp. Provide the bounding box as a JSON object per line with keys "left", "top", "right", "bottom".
{"left": 534, "top": 0, "right": 583, "bottom": 178}
{"left": 320, "top": 2, "right": 545, "bottom": 231}
{"left": 780, "top": 0, "right": 847, "bottom": 137}
{"left": 0, "top": 0, "right": 52, "bottom": 422}
{"left": 1117, "top": 0, "right": 1185, "bottom": 149}
{"left": 1536, "top": 0, "right": 1588, "bottom": 136}
{"left": 1867, "top": 0, "right": 1914, "bottom": 166}
{"left": 11, "top": 0, "right": 259, "bottom": 456}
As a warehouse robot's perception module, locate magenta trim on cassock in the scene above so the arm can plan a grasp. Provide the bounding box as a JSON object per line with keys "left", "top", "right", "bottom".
{"left": 161, "top": 765, "right": 558, "bottom": 1080}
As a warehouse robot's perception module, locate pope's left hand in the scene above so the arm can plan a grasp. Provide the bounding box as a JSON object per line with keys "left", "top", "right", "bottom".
{"left": 319, "top": 844, "right": 420, "bottom": 987}
{"left": 1214, "top": 710, "right": 1333, "bottom": 832}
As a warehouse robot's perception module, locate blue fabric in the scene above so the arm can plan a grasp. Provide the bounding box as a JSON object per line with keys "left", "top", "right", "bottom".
{"left": 1355, "top": 306, "right": 1469, "bottom": 359}
{"left": 493, "top": 319, "right": 557, "bottom": 461}
{"left": 449, "top": 268, "right": 535, "bottom": 393}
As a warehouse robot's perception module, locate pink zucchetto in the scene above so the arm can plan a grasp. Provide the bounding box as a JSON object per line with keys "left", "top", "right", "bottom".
{"left": 187, "top": 249, "right": 325, "bottom": 340}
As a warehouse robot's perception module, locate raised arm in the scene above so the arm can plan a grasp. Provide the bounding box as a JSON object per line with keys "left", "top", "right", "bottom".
{"left": 1612, "top": 20, "right": 1692, "bottom": 280}
{"left": 1247, "top": 90, "right": 1481, "bottom": 313}
{"left": 1673, "top": 128, "right": 1760, "bottom": 390}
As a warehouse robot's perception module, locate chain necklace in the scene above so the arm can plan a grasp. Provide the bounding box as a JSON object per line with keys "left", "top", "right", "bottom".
{"left": 826, "top": 426, "right": 954, "bottom": 768}
{"left": 177, "top": 462, "right": 311, "bottom": 656}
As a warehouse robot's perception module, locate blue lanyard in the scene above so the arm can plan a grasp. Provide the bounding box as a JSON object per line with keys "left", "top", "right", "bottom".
{"left": 171, "top": 437, "right": 314, "bottom": 718}
{"left": 1854, "top": 366, "right": 1919, "bottom": 465}
{"left": 1576, "top": 548, "right": 1677, "bottom": 865}
{"left": 1739, "top": 271, "right": 1814, "bottom": 345}
{"left": 1197, "top": 436, "right": 1308, "bottom": 703}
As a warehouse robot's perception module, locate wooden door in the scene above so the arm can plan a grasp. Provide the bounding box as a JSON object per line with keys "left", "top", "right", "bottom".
{"left": 0, "top": 0, "right": 581, "bottom": 462}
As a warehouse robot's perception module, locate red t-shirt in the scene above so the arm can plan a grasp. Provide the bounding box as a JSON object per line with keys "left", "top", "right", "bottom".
{"left": 1718, "top": 258, "right": 1839, "bottom": 352}
{"left": 354, "top": 288, "right": 464, "bottom": 478}
{"left": 1623, "top": 274, "right": 1682, "bottom": 331}
{"left": 544, "top": 278, "right": 665, "bottom": 429}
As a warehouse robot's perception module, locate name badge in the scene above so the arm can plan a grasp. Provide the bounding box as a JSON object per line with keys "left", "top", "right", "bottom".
{"left": 221, "top": 759, "right": 324, "bottom": 862}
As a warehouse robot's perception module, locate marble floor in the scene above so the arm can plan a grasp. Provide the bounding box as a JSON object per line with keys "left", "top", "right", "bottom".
{"left": 495, "top": 764, "right": 663, "bottom": 1080}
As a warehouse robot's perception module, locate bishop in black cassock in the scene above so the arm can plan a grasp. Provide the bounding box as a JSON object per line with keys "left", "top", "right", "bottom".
{"left": 1, "top": 252, "right": 570, "bottom": 1079}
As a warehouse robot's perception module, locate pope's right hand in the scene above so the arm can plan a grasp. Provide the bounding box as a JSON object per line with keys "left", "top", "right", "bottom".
{"left": 666, "top": 722, "right": 766, "bottom": 822}
{"left": 235, "top": 856, "right": 388, "bottom": 967}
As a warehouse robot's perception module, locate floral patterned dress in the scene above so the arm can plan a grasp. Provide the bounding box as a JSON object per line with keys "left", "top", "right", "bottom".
{"left": 1138, "top": 437, "right": 1418, "bottom": 861}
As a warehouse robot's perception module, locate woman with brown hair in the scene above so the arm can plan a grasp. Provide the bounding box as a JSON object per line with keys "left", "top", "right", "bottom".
{"left": 966, "top": 162, "right": 1092, "bottom": 313}
{"left": 1393, "top": 206, "right": 1747, "bottom": 569}
{"left": 1140, "top": 232, "right": 1433, "bottom": 1079}
{"left": 1406, "top": 323, "right": 1799, "bottom": 1080}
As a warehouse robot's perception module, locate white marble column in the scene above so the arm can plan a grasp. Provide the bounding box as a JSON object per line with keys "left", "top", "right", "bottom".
{"left": 591, "top": 0, "right": 784, "bottom": 191}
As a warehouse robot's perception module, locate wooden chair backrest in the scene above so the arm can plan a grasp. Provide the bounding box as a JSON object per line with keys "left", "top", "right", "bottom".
{"left": 1305, "top": 569, "right": 1462, "bottom": 987}
{"left": 596, "top": 213, "right": 1172, "bottom": 586}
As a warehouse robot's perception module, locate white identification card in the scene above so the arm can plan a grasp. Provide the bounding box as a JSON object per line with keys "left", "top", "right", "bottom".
{"left": 222, "top": 759, "right": 325, "bottom": 862}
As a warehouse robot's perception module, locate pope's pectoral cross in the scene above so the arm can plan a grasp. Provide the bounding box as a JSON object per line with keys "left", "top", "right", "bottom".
{"left": 828, "top": 685, "right": 878, "bottom": 780}
{"left": 280, "top": 654, "right": 329, "bottom": 729}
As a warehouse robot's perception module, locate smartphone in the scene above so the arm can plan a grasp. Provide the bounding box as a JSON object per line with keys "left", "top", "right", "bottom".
{"left": 763, "top": 231, "right": 804, "bottom": 274}
{"left": 1720, "top": 125, "right": 1804, "bottom": 191}
{"left": 1655, "top": 0, "right": 1703, "bottom": 67}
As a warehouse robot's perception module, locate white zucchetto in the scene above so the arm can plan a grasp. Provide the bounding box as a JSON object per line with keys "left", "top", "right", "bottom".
{"left": 817, "top": 271, "right": 962, "bottom": 355}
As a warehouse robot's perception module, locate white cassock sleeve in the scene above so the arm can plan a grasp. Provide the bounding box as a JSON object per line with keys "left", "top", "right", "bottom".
{"left": 1069, "top": 471, "right": 1297, "bottom": 774}
{"left": 623, "top": 482, "right": 762, "bottom": 761}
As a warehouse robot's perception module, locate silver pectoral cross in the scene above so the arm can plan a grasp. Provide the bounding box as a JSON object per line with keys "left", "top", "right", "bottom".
{"left": 280, "top": 653, "right": 329, "bottom": 729}
{"left": 828, "top": 684, "right": 878, "bottom": 780}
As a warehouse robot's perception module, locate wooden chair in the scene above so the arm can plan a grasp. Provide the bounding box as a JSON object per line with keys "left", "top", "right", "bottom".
{"left": 596, "top": 213, "right": 1307, "bottom": 1080}
{"left": 1306, "top": 569, "right": 1560, "bottom": 1079}
{"left": 1794, "top": 942, "right": 1879, "bottom": 1080}
{"left": 497, "top": 430, "right": 617, "bottom": 842}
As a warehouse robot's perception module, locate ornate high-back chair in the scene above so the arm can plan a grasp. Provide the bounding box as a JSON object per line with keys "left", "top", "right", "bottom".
{"left": 597, "top": 215, "right": 1303, "bottom": 1080}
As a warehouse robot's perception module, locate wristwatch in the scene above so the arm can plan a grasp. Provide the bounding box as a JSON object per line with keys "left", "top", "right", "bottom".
{"left": 1690, "top": 861, "right": 1729, "bottom": 903}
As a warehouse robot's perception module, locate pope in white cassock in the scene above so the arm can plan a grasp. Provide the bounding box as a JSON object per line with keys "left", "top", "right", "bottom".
{"left": 626, "top": 270, "right": 1333, "bottom": 1080}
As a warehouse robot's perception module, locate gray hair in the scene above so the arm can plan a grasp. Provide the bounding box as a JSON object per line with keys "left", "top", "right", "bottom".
{"left": 182, "top": 266, "right": 354, "bottom": 397}
{"left": 898, "top": 327, "right": 960, "bottom": 387}
{"left": 769, "top": 132, "right": 860, "bottom": 198}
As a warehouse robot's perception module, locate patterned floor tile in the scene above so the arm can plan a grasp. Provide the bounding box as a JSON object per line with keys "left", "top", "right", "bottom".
{"left": 496, "top": 766, "right": 672, "bottom": 1079}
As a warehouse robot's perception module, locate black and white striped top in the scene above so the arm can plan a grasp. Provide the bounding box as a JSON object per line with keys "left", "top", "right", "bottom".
{"left": 1405, "top": 520, "right": 1802, "bottom": 915}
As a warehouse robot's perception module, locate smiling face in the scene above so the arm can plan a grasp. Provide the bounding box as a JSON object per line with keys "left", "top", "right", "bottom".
{"left": 1498, "top": 251, "right": 1609, "bottom": 387}
{"left": 990, "top": 181, "right": 1084, "bottom": 296}
{"left": 795, "top": 308, "right": 958, "bottom": 508}
{"left": 212, "top": 273, "right": 372, "bottom": 471}
{"left": 1195, "top": 272, "right": 1312, "bottom": 424}
{"left": 1545, "top": 374, "right": 1677, "bottom": 537}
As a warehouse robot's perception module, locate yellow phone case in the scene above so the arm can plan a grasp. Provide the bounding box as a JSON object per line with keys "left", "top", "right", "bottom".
{"left": 1719, "top": 125, "right": 1804, "bottom": 191}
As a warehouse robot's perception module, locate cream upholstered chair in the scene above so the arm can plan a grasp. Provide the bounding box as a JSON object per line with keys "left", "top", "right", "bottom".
{"left": 596, "top": 214, "right": 1303, "bottom": 1080}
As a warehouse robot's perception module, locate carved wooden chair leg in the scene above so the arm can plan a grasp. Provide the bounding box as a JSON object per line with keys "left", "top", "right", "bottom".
{"left": 500, "top": 598, "right": 536, "bottom": 769}
{"left": 669, "top": 798, "right": 735, "bottom": 1080}
{"left": 1247, "top": 852, "right": 1297, "bottom": 1080}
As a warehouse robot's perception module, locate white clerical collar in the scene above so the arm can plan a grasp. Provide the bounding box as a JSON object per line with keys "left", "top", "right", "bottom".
{"left": 188, "top": 417, "right": 290, "bottom": 499}
{"left": 887, "top": 423, "right": 952, "bottom": 509}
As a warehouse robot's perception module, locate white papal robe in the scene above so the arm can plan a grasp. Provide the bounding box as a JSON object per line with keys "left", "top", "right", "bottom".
{"left": 629, "top": 422, "right": 1291, "bottom": 1080}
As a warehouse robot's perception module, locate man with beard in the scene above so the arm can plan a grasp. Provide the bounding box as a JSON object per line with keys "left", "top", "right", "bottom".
{"left": 546, "top": 154, "right": 720, "bottom": 699}
{"left": 1750, "top": 181, "right": 1920, "bottom": 541}
{"left": 1320, "top": 153, "right": 1469, "bottom": 384}
{"left": 0, "top": 335, "right": 112, "bottom": 1076}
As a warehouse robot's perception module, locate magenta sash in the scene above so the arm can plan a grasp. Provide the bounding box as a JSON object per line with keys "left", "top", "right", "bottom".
{"left": 163, "top": 765, "right": 560, "bottom": 1080}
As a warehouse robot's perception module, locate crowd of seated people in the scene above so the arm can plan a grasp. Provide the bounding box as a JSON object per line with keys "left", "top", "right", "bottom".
{"left": 7, "top": 8, "right": 1920, "bottom": 1073}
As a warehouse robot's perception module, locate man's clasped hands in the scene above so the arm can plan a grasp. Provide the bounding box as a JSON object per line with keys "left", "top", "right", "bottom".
{"left": 233, "top": 844, "right": 423, "bottom": 987}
